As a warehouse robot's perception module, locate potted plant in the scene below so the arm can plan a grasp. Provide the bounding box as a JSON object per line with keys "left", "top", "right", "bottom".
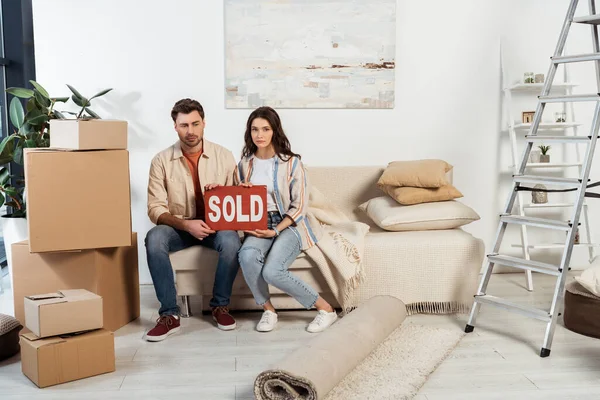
{"left": 1, "top": 81, "right": 111, "bottom": 285}
{"left": 539, "top": 145, "right": 551, "bottom": 163}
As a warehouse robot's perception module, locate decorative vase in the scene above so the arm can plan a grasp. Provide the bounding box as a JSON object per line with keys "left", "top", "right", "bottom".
{"left": 1, "top": 216, "right": 28, "bottom": 292}
{"left": 530, "top": 150, "right": 541, "bottom": 163}
{"left": 540, "top": 154, "right": 550, "bottom": 163}
{"left": 532, "top": 184, "right": 548, "bottom": 204}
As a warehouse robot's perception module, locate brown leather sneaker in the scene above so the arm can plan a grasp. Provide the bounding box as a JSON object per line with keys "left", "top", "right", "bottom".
{"left": 145, "top": 315, "right": 181, "bottom": 342}
{"left": 212, "top": 306, "right": 236, "bottom": 331}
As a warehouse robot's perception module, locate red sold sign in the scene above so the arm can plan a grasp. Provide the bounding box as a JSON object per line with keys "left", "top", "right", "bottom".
{"left": 204, "top": 186, "right": 268, "bottom": 231}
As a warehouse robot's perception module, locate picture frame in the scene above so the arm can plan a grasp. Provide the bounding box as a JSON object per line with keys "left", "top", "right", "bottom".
{"left": 522, "top": 111, "right": 536, "bottom": 124}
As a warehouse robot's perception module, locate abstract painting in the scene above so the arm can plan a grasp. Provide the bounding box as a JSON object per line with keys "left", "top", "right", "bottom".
{"left": 224, "top": 0, "right": 396, "bottom": 109}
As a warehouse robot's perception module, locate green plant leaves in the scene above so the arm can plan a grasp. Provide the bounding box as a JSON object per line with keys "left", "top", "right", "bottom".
{"left": 27, "top": 114, "right": 49, "bottom": 126}
{"left": 34, "top": 90, "right": 51, "bottom": 108}
{"left": 0, "top": 135, "right": 17, "bottom": 156}
{"left": 52, "top": 97, "right": 69, "bottom": 103}
{"left": 66, "top": 84, "right": 84, "bottom": 100}
{"left": 71, "top": 95, "right": 88, "bottom": 107}
{"left": 90, "top": 88, "right": 113, "bottom": 100}
{"left": 29, "top": 81, "right": 50, "bottom": 99}
{"left": 85, "top": 108, "right": 100, "bottom": 118}
{"left": 9, "top": 98, "right": 24, "bottom": 128}
{"left": 0, "top": 167, "right": 9, "bottom": 185}
{"left": 0, "top": 192, "right": 5, "bottom": 208}
{"left": 53, "top": 110, "right": 66, "bottom": 119}
{"left": 6, "top": 87, "right": 34, "bottom": 98}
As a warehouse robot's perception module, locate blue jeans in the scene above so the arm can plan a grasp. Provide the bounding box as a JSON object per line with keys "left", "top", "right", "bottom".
{"left": 238, "top": 212, "right": 319, "bottom": 309}
{"left": 145, "top": 225, "right": 241, "bottom": 316}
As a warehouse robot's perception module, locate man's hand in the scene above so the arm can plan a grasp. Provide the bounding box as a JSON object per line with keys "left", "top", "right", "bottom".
{"left": 240, "top": 182, "right": 253, "bottom": 188}
{"left": 204, "top": 183, "right": 222, "bottom": 191}
{"left": 244, "top": 229, "right": 276, "bottom": 239}
{"left": 185, "top": 219, "right": 216, "bottom": 240}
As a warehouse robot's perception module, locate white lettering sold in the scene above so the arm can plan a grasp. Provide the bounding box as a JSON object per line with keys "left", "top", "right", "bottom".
{"left": 208, "top": 197, "right": 221, "bottom": 222}
{"left": 207, "top": 194, "right": 265, "bottom": 223}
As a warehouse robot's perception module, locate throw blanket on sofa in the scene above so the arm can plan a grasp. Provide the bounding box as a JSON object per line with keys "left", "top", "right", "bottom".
{"left": 303, "top": 186, "right": 370, "bottom": 312}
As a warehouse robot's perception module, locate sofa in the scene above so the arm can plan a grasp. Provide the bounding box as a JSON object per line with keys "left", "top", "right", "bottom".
{"left": 170, "top": 166, "right": 485, "bottom": 316}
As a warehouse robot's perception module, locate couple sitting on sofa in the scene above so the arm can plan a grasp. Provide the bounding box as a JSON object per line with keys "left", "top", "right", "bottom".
{"left": 144, "top": 98, "right": 338, "bottom": 342}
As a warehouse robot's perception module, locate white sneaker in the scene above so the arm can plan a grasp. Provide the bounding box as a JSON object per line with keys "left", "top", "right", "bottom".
{"left": 307, "top": 310, "right": 338, "bottom": 333}
{"left": 257, "top": 310, "right": 278, "bottom": 332}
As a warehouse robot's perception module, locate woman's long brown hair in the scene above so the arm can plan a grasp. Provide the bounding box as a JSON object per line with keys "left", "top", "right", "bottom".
{"left": 241, "top": 106, "right": 301, "bottom": 161}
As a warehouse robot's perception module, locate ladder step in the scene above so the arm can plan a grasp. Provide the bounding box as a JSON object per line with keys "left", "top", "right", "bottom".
{"left": 525, "top": 135, "right": 590, "bottom": 143}
{"left": 488, "top": 254, "right": 562, "bottom": 276}
{"left": 513, "top": 175, "right": 581, "bottom": 187}
{"left": 552, "top": 52, "right": 600, "bottom": 64}
{"left": 573, "top": 14, "right": 600, "bottom": 25}
{"left": 474, "top": 294, "right": 551, "bottom": 322}
{"left": 540, "top": 94, "right": 600, "bottom": 103}
{"left": 500, "top": 214, "right": 572, "bottom": 231}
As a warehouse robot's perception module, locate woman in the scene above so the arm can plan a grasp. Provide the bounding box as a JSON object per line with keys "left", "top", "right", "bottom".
{"left": 237, "top": 106, "right": 337, "bottom": 333}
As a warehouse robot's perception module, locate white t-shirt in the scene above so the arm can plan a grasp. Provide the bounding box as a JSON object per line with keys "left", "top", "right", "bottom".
{"left": 250, "top": 157, "right": 278, "bottom": 212}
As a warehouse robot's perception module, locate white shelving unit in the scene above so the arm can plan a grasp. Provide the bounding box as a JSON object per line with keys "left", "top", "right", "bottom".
{"left": 500, "top": 46, "right": 597, "bottom": 292}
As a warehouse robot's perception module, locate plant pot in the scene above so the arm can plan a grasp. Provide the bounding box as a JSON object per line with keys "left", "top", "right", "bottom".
{"left": 540, "top": 154, "right": 550, "bottom": 163}
{"left": 530, "top": 150, "right": 541, "bottom": 163}
{"left": 1, "top": 215, "right": 28, "bottom": 291}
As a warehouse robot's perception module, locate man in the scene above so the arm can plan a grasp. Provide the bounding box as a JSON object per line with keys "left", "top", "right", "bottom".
{"left": 144, "top": 98, "right": 241, "bottom": 342}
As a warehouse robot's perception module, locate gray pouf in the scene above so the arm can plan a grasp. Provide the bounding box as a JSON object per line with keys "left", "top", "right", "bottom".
{"left": 0, "top": 314, "right": 23, "bottom": 361}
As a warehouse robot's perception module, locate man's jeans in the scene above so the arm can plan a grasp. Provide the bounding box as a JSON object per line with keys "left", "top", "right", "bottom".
{"left": 145, "top": 225, "right": 241, "bottom": 316}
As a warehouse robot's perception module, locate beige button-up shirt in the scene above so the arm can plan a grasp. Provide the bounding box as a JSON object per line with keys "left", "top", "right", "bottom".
{"left": 147, "top": 140, "right": 238, "bottom": 224}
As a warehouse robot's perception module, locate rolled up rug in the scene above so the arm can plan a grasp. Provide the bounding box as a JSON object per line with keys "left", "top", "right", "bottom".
{"left": 254, "top": 295, "right": 407, "bottom": 400}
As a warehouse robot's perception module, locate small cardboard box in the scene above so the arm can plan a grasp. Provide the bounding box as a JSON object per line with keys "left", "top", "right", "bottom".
{"left": 50, "top": 119, "right": 128, "bottom": 150}
{"left": 24, "top": 148, "right": 132, "bottom": 253}
{"left": 24, "top": 289, "right": 103, "bottom": 338}
{"left": 20, "top": 329, "right": 115, "bottom": 388}
{"left": 12, "top": 234, "right": 139, "bottom": 333}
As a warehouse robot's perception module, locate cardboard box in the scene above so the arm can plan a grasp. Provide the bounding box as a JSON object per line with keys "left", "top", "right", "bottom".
{"left": 21, "top": 329, "right": 115, "bottom": 388}
{"left": 12, "top": 234, "right": 139, "bottom": 333}
{"left": 50, "top": 119, "right": 128, "bottom": 150}
{"left": 25, "top": 289, "right": 103, "bottom": 338}
{"left": 25, "top": 149, "right": 132, "bottom": 253}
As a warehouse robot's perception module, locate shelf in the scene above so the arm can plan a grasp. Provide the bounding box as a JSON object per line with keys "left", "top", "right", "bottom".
{"left": 523, "top": 203, "right": 577, "bottom": 209}
{"left": 513, "top": 122, "right": 582, "bottom": 130}
{"left": 509, "top": 162, "right": 583, "bottom": 169}
{"left": 512, "top": 243, "right": 599, "bottom": 249}
{"left": 507, "top": 82, "right": 579, "bottom": 92}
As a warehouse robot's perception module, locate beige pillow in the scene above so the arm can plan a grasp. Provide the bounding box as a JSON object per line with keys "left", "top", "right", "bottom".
{"left": 574, "top": 267, "right": 600, "bottom": 298}
{"left": 359, "top": 196, "right": 480, "bottom": 231}
{"left": 377, "top": 159, "right": 453, "bottom": 188}
{"left": 381, "top": 184, "right": 463, "bottom": 205}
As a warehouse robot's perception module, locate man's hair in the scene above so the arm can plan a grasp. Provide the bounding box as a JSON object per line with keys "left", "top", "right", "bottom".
{"left": 171, "top": 98, "right": 205, "bottom": 122}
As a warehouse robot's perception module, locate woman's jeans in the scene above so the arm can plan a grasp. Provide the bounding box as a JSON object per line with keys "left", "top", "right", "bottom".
{"left": 238, "top": 212, "right": 319, "bottom": 309}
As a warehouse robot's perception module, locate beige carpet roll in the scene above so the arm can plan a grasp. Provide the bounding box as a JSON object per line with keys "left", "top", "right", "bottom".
{"left": 254, "top": 295, "right": 407, "bottom": 400}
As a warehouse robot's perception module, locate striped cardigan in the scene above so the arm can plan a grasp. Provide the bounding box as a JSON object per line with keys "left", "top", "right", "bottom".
{"left": 237, "top": 155, "right": 318, "bottom": 250}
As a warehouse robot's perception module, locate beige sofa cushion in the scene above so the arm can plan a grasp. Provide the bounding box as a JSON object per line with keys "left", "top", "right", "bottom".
{"left": 575, "top": 266, "right": 600, "bottom": 298}
{"left": 380, "top": 184, "right": 463, "bottom": 205}
{"left": 359, "top": 196, "right": 480, "bottom": 231}
{"left": 377, "top": 160, "right": 452, "bottom": 188}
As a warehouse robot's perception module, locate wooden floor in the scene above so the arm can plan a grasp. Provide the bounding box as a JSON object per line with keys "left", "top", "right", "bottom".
{"left": 1, "top": 273, "right": 600, "bottom": 399}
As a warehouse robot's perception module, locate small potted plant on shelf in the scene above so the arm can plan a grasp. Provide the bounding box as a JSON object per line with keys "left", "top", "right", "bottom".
{"left": 539, "top": 145, "right": 551, "bottom": 163}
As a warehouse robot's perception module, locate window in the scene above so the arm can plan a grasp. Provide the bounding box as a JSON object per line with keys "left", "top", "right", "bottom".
{"left": 0, "top": 0, "right": 35, "bottom": 268}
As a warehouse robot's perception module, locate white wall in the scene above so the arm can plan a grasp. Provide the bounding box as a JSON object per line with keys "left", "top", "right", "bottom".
{"left": 31, "top": 0, "right": 599, "bottom": 284}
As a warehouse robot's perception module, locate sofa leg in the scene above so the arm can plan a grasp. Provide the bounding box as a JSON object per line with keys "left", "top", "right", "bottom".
{"left": 181, "top": 296, "right": 192, "bottom": 318}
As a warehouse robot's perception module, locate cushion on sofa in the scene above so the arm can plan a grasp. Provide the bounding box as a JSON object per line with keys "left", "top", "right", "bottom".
{"left": 380, "top": 184, "right": 463, "bottom": 205}
{"left": 0, "top": 314, "right": 23, "bottom": 361}
{"left": 359, "top": 196, "right": 480, "bottom": 231}
{"left": 377, "top": 159, "right": 452, "bottom": 189}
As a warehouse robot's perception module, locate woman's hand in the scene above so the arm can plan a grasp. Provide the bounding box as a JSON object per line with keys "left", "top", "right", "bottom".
{"left": 240, "top": 182, "right": 253, "bottom": 188}
{"left": 204, "top": 183, "right": 222, "bottom": 191}
{"left": 244, "top": 229, "right": 276, "bottom": 238}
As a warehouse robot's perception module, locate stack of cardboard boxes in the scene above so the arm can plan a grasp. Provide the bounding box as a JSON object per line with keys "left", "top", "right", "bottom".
{"left": 20, "top": 289, "right": 115, "bottom": 387}
{"left": 9, "top": 119, "right": 140, "bottom": 387}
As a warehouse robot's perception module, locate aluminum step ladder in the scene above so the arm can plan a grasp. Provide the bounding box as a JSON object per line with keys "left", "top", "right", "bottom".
{"left": 465, "top": 0, "right": 600, "bottom": 358}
